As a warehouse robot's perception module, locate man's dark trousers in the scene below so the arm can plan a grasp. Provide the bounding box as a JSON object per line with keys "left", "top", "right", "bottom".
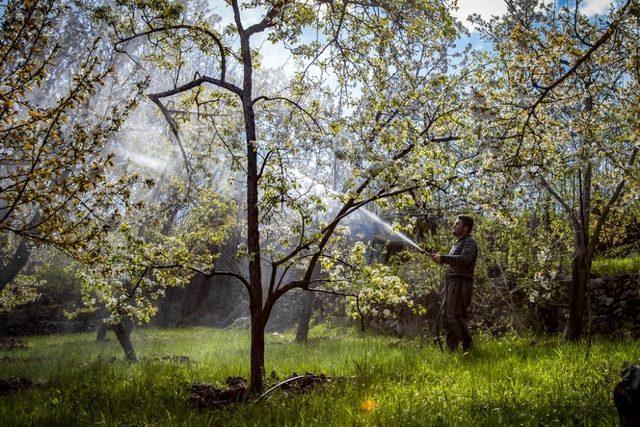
{"left": 443, "top": 278, "right": 473, "bottom": 351}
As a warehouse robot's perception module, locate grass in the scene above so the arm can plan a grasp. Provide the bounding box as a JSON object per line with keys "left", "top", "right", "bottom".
{"left": 1, "top": 325, "right": 638, "bottom": 426}
{"left": 592, "top": 253, "right": 640, "bottom": 276}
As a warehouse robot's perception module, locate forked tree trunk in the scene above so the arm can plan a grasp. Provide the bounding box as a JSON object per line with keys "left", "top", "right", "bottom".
{"left": 295, "top": 291, "right": 315, "bottom": 343}
{"left": 564, "top": 161, "right": 593, "bottom": 341}
{"left": 564, "top": 249, "right": 591, "bottom": 340}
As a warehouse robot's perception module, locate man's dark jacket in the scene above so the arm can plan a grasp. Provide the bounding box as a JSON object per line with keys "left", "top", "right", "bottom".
{"left": 440, "top": 235, "right": 478, "bottom": 280}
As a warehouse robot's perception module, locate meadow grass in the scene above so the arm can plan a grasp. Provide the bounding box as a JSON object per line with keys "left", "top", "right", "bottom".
{"left": 592, "top": 253, "right": 640, "bottom": 276}
{"left": 1, "top": 325, "right": 638, "bottom": 426}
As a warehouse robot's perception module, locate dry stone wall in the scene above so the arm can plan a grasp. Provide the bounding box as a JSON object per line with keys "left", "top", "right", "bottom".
{"left": 587, "top": 274, "right": 640, "bottom": 337}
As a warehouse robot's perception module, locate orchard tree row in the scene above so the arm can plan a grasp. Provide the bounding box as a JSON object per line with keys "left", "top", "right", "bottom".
{"left": 1, "top": 0, "right": 638, "bottom": 393}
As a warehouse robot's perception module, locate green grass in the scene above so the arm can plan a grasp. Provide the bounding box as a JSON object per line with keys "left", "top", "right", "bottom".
{"left": 1, "top": 325, "right": 638, "bottom": 426}
{"left": 592, "top": 253, "right": 640, "bottom": 276}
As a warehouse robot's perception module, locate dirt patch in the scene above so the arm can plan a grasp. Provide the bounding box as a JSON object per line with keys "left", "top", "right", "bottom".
{"left": 189, "top": 376, "right": 248, "bottom": 409}
{"left": 112, "top": 355, "right": 192, "bottom": 363}
{"left": 0, "top": 355, "right": 47, "bottom": 363}
{"left": 160, "top": 355, "right": 190, "bottom": 363}
{"left": 0, "top": 338, "right": 28, "bottom": 350}
{"left": 0, "top": 377, "right": 33, "bottom": 395}
{"left": 280, "top": 373, "right": 328, "bottom": 394}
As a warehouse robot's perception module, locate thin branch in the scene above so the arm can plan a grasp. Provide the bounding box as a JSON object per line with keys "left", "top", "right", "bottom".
{"left": 231, "top": 0, "right": 244, "bottom": 34}
{"left": 257, "top": 150, "right": 273, "bottom": 180}
{"left": 148, "top": 94, "right": 192, "bottom": 174}
{"left": 252, "top": 96, "right": 323, "bottom": 131}
{"left": 150, "top": 75, "right": 242, "bottom": 99}
{"left": 187, "top": 266, "right": 251, "bottom": 293}
{"left": 536, "top": 172, "right": 580, "bottom": 229}
{"left": 127, "top": 266, "right": 150, "bottom": 298}
{"left": 512, "top": 0, "right": 632, "bottom": 163}
{"left": 307, "top": 286, "right": 357, "bottom": 298}
{"left": 589, "top": 147, "right": 638, "bottom": 255}
{"left": 245, "top": 5, "right": 281, "bottom": 36}
{"left": 115, "top": 24, "right": 230, "bottom": 80}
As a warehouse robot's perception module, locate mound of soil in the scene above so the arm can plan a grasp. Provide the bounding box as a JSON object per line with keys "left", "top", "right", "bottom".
{"left": 0, "top": 377, "right": 33, "bottom": 395}
{"left": 0, "top": 338, "right": 28, "bottom": 350}
{"left": 160, "top": 355, "right": 190, "bottom": 363}
{"left": 189, "top": 377, "right": 248, "bottom": 409}
{"left": 117, "top": 355, "right": 192, "bottom": 363}
{"left": 281, "top": 373, "right": 328, "bottom": 393}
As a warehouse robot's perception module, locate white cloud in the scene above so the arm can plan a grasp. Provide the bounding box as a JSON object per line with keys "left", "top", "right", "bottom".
{"left": 452, "top": 0, "right": 508, "bottom": 30}
{"left": 580, "top": 0, "right": 615, "bottom": 16}
{"left": 453, "top": 0, "right": 616, "bottom": 30}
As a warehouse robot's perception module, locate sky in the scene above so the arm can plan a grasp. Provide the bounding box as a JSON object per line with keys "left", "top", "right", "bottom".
{"left": 452, "top": 0, "right": 617, "bottom": 30}
{"left": 240, "top": 0, "right": 620, "bottom": 73}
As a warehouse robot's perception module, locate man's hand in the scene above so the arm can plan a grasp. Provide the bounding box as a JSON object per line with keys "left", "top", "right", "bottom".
{"left": 428, "top": 253, "right": 441, "bottom": 264}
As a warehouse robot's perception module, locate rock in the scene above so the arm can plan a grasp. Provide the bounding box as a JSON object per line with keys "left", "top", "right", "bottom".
{"left": 231, "top": 316, "right": 251, "bottom": 329}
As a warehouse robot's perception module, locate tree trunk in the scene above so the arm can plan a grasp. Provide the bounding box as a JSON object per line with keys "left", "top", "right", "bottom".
{"left": 0, "top": 238, "right": 32, "bottom": 292}
{"left": 96, "top": 322, "right": 108, "bottom": 341}
{"left": 564, "top": 249, "right": 590, "bottom": 341}
{"left": 295, "top": 291, "right": 315, "bottom": 343}
{"left": 113, "top": 321, "right": 137, "bottom": 361}
{"left": 249, "top": 313, "right": 265, "bottom": 393}
{"left": 0, "top": 239, "right": 32, "bottom": 336}
{"left": 564, "top": 162, "right": 593, "bottom": 341}
{"left": 243, "top": 86, "right": 265, "bottom": 392}
{"left": 238, "top": 19, "right": 265, "bottom": 392}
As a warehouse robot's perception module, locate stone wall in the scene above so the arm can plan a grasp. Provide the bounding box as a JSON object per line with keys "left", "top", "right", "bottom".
{"left": 587, "top": 274, "right": 640, "bottom": 337}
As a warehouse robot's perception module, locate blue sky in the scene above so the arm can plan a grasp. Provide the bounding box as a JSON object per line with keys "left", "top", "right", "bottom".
{"left": 234, "top": 0, "right": 620, "bottom": 72}
{"left": 0, "top": 0, "right": 619, "bottom": 72}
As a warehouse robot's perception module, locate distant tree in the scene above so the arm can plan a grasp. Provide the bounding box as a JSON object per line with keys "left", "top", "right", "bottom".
{"left": 471, "top": 0, "right": 639, "bottom": 340}
{"left": 0, "top": 0, "right": 146, "bottom": 297}
{"left": 73, "top": 180, "right": 237, "bottom": 360}
{"left": 66, "top": 97, "right": 241, "bottom": 359}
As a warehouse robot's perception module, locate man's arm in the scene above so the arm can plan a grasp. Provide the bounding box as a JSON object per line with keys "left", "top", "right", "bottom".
{"left": 439, "top": 239, "right": 478, "bottom": 267}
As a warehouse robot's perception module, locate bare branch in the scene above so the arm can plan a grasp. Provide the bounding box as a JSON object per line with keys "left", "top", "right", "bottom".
{"left": 589, "top": 147, "right": 638, "bottom": 255}
{"left": 307, "top": 285, "right": 357, "bottom": 298}
{"left": 148, "top": 94, "right": 192, "bottom": 174}
{"left": 536, "top": 172, "right": 580, "bottom": 229}
{"left": 150, "top": 75, "right": 243, "bottom": 99}
{"left": 252, "top": 96, "right": 324, "bottom": 131}
{"left": 114, "top": 24, "right": 230, "bottom": 81}
{"left": 245, "top": 6, "right": 282, "bottom": 36}
{"left": 187, "top": 266, "right": 251, "bottom": 293}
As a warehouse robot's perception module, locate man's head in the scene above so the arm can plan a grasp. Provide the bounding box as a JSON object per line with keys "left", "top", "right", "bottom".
{"left": 452, "top": 215, "right": 474, "bottom": 238}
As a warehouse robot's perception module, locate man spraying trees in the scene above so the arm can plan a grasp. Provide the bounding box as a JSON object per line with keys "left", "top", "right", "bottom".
{"left": 428, "top": 215, "right": 478, "bottom": 352}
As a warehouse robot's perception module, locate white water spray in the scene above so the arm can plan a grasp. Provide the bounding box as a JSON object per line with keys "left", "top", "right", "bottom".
{"left": 121, "top": 151, "right": 171, "bottom": 172}
{"left": 292, "top": 169, "right": 423, "bottom": 251}
{"left": 357, "top": 208, "right": 423, "bottom": 251}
